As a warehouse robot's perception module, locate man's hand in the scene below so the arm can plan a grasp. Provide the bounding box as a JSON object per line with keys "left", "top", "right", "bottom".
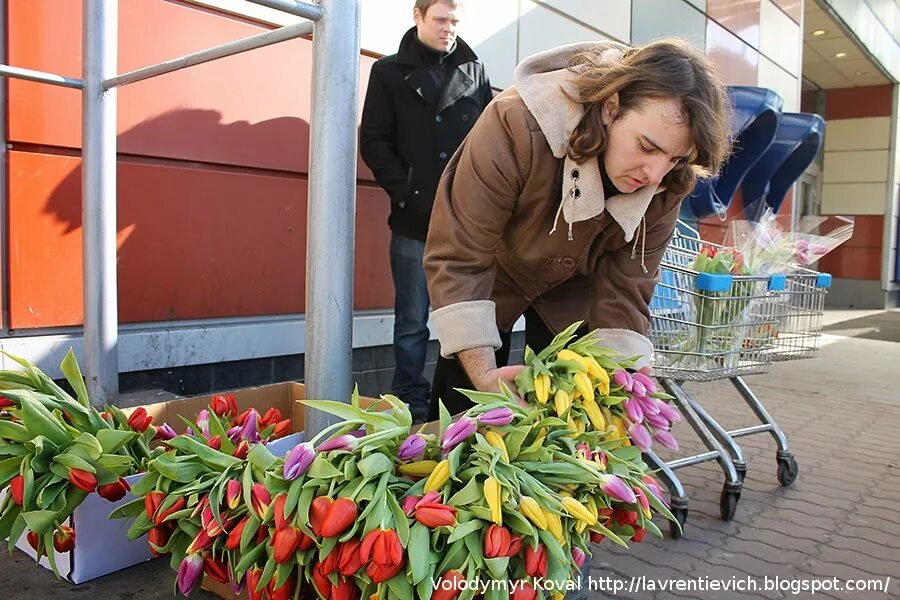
{"left": 456, "top": 347, "right": 527, "bottom": 405}
{"left": 473, "top": 365, "right": 527, "bottom": 396}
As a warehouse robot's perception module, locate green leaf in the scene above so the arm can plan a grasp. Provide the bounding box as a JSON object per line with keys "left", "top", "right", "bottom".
{"left": 408, "top": 523, "right": 431, "bottom": 584}
{"left": 436, "top": 537, "right": 466, "bottom": 575}
{"left": 0, "top": 456, "right": 25, "bottom": 489}
{"left": 447, "top": 477, "right": 482, "bottom": 507}
{"left": 385, "top": 571, "right": 414, "bottom": 600}
{"left": 7, "top": 514, "right": 27, "bottom": 553}
{"left": 307, "top": 456, "right": 342, "bottom": 480}
{"left": 96, "top": 453, "right": 136, "bottom": 471}
{"left": 42, "top": 530, "right": 60, "bottom": 578}
{"left": 20, "top": 509, "right": 58, "bottom": 535}
{"left": 72, "top": 432, "right": 102, "bottom": 460}
{"left": 247, "top": 444, "right": 277, "bottom": 472}
{"left": 301, "top": 399, "right": 396, "bottom": 429}
{"left": 235, "top": 540, "right": 267, "bottom": 572}
{"left": 0, "top": 421, "right": 32, "bottom": 443}
{"left": 357, "top": 453, "right": 393, "bottom": 479}
{"left": 165, "top": 436, "right": 240, "bottom": 471}
{"left": 485, "top": 556, "right": 508, "bottom": 580}
{"left": 446, "top": 518, "right": 482, "bottom": 544}
{"left": 19, "top": 396, "right": 70, "bottom": 446}
{"left": 108, "top": 498, "right": 145, "bottom": 520}
{"left": 240, "top": 514, "right": 261, "bottom": 553}
{"left": 59, "top": 349, "right": 90, "bottom": 408}
{"left": 53, "top": 453, "right": 97, "bottom": 474}
{"left": 37, "top": 478, "right": 68, "bottom": 510}
{"left": 386, "top": 490, "right": 409, "bottom": 547}
{"left": 96, "top": 429, "right": 137, "bottom": 454}
{"left": 150, "top": 457, "right": 206, "bottom": 483}
{"left": 129, "top": 472, "right": 158, "bottom": 497}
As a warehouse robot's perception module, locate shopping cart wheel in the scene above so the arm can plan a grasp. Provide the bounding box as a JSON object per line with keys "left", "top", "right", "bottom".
{"left": 669, "top": 499, "right": 688, "bottom": 539}
{"left": 720, "top": 485, "right": 741, "bottom": 521}
{"left": 735, "top": 463, "right": 747, "bottom": 483}
{"left": 776, "top": 453, "right": 799, "bottom": 487}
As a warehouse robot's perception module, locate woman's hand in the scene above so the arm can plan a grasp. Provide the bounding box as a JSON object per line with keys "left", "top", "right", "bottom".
{"left": 473, "top": 365, "right": 527, "bottom": 397}
{"left": 456, "top": 347, "right": 528, "bottom": 406}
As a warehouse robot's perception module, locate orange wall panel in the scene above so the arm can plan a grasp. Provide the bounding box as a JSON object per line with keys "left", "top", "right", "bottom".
{"left": 7, "top": 151, "right": 392, "bottom": 329}
{"left": 825, "top": 85, "right": 893, "bottom": 120}
{"left": 7, "top": 0, "right": 377, "bottom": 181}
{"left": 818, "top": 247, "right": 882, "bottom": 280}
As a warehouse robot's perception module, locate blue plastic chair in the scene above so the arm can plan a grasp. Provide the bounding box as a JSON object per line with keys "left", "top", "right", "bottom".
{"left": 741, "top": 112, "right": 825, "bottom": 217}
{"left": 685, "top": 87, "right": 784, "bottom": 219}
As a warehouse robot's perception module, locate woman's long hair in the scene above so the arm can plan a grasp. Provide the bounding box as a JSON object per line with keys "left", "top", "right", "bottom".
{"left": 567, "top": 39, "right": 731, "bottom": 198}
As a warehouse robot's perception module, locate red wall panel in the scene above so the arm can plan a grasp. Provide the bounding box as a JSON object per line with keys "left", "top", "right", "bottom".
{"left": 6, "top": 151, "right": 392, "bottom": 329}
{"left": 825, "top": 85, "right": 893, "bottom": 120}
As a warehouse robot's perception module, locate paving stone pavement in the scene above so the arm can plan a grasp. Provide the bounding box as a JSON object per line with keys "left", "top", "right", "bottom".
{"left": 0, "top": 311, "right": 897, "bottom": 599}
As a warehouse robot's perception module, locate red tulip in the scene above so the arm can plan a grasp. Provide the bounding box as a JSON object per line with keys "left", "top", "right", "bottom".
{"left": 272, "top": 526, "right": 302, "bottom": 564}
{"left": 484, "top": 524, "right": 512, "bottom": 558}
{"left": 26, "top": 530, "right": 46, "bottom": 557}
{"left": 613, "top": 507, "right": 638, "bottom": 526}
{"left": 632, "top": 526, "right": 646, "bottom": 543}
{"left": 225, "top": 516, "right": 249, "bottom": 550}
{"left": 273, "top": 494, "right": 293, "bottom": 531}
{"left": 337, "top": 538, "right": 363, "bottom": 576}
{"left": 511, "top": 581, "right": 538, "bottom": 600}
{"left": 332, "top": 576, "right": 361, "bottom": 600}
{"left": 156, "top": 496, "right": 186, "bottom": 525}
{"left": 144, "top": 491, "right": 166, "bottom": 521}
{"left": 589, "top": 530, "right": 606, "bottom": 544}
{"left": 68, "top": 468, "right": 97, "bottom": 493}
{"left": 321, "top": 497, "right": 358, "bottom": 538}
{"left": 233, "top": 409, "right": 252, "bottom": 427}
{"left": 272, "top": 419, "right": 291, "bottom": 439}
{"left": 148, "top": 525, "right": 172, "bottom": 556}
{"left": 433, "top": 570, "right": 466, "bottom": 600}
{"left": 210, "top": 394, "right": 238, "bottom": 418}
{"left": 232, "top": 440, "right": 250, "bottom": 459}
{"left": 312, "top": 562, "right": 333, "bottom": 599}
{"left": 190, "top": 494, "right": 209, "bottom": 519}
{"left": 246, "top": 566, "right": 264, "bottom": 600}
{"left": 360, "top": 528, "right": 404, "bottom": 583}
{"left": 260, "top": 407, "right": 282, "bottom": 428}
{"left": 9, "top": 475, "right": 24, "bottom": 506}
{"left": 0, "top": 395, "right": 14, "bottom": 408}
{"left": 415, "top": 500, "right": 457, "bottom": 529}
{"left": 268, "top": 575, "right": 295, "bottom": 600}
{"left": 225, "top": 479, "right": 242, "bottom": 510}
{"left": 127, "top": 407, "right": 153, "bottom": 432}
{"left": 207, "top": 435, "right": 222, "bottom": 450}
{"left": 53, "top": 525, "right": 76, "bottom": 553}
{"left": 97, "top": 477, "right": 130, "bottom": 502}
{"left": 309, "top": 496, "right": 332, "bottom": 537}
{"left": 524, "top": 544, "right": 548, "bottom": 578}
{"left": 298, "top": 528, "right": 316, "bottom": 550}
{"left": 250, "top": 483, "right": 271, "bottom": 520}
{"left": 186, "top": 529, "right": 216, "bottom": 554}
{"left": 204, "top": 555, "right": 230, "bottom": 584}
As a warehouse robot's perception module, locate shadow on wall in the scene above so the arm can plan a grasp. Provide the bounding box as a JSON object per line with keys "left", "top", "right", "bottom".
{"left": 34, "top": 109, "right": 312, "bottom": 326}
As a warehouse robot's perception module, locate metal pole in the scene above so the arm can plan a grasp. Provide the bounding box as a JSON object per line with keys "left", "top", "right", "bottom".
{"left": 104, "top": 20, "right": 314, "bottom": 89}
{"left": 305, "top": 0, "right": 360, "bottom": 435}
{"left": 0, "top": 64, "right": 84, "bottom": 89}
{"left": 83, "top": 0, "right": 119, "bottom": 406}
{"left": 245, "top": 0, "right": 324, "bottom": 21}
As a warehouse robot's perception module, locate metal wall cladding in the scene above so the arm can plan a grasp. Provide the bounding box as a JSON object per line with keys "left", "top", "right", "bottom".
{"left": 5, "top": 0, "right": 391, "bottom": 328}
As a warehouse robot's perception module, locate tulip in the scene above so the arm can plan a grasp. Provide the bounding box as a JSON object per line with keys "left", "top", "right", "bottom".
{"left": 202, "top": 504, "right": 231, "bottom": 537}
{"left": 433, "top": 570, "right": 466, "bottom": 600}
{"left": 204, "top": 555, "right": 230, "bottom": 585}
{"left": 272, "top": 526, "right": 303, "bottom": 563}
{"left": 422, "top": 459, "right": 450, "bottom": 492}
{"left": 631, "top": 372, "right": 657, "bottom": 394}
{"left": 230, "top": 575, "right": 245, "bottom": 598}
{"left": 273, "top": 494, "right": 293, "bottom": 531}
{"left": 144, "top": 491, "right": 166, "bottom": 521}
{"left": 397, "top": 434, "right": 427, "bottom": 461}
{"left": 177, "top": 553, "right": 204, "bottom": 596}
{"left": 511, "top": 581, "right": 539, "bottom": 600}
{"left": 0, "top": 395, "right": 14, "bottom": 408}
{"left": 321, "top": 497, "right": 358, "bottom": 538}
{"left": 250, "top": 483, "right": 271, "bottom": 520}
{"left": 127, "top": 407, "right": 153, "bottom": 432}
{"left": 628, "top": 422, "right": 653, "bottom": 451}
{"left": 415, "top": 500, "right": 456, "bottom": 528}
{"left": 632, "top": 525, "right": 646, "bottom": 543}
{"left": 246, "top": 567, "right": 264, "bottom": 600}
{"left": 589, "top": 530, "right": 606, "bottom": 544}
{"left": 415, "top": 491, "right": 441, "bottom": 508}
{"left": 225, "top": 516, "right": 250, "bottom": 550}
{"left": 599, "top": 474, "right": 637, "bottom": 504}
{"left": 360, "top": 528, "right": 405, "bottom": 583}
{"left": 312, "top": 562, "right": 333, "bottom": 599}
{"left": 283, "top": 442, "right": 315, "bottom": 480}
{"left": 656, "top": 400, "right": 683, "bottom": 423}
{"left": 210, "top": 393, "right": 238, "bottom": 418}
{"left": 207, "top": 435, "right": 222, "bottom": 450}
{"left": 613, "top": 507, "right": 638, "bottom": 526}
{"left": 332, "top": 576, "right": 360, "bottom": 600}
{"left": 337, "top": 538, "right": 363, "bottom": 576}
{"left": 232, "top": 440, "right": 250, "bottom": 459}
{"left": 238, "top": 409, "right": 259, "bottom": 442}
{"left": 479, "top": 407, "right": 514, "bottom": 426}
{"left": 268, "top": 576, "right": 296, "bottom": 600}
{"left": 571, "top": 546, "right": 587, "bottom": 569}
{"left": 190, "top": 495, "right": 209, "bottom": 519}
{"left": 652, "top": 428, "right": 679, "bottom": 451}
{"left": 226, "top": 425, "right": 242, "bottom": 443}
{"left": 26, "top": 530, "right": 45, "bottom": 557}
{"left": 524, "top": 544, "right": 548, "bottom": 577}
{"left": 155, "top": 423, "right": 177, "bottom": 441}
{"left": 317, "top": 434, "right": 357, "bottom": 453}
{"left": 148, "top": 525, "right": 172, "bottom": 556}
{"left": 309, "top": 495, "right": 332, "bottom": 537}
{"left": 260, "top": 407, "right": 282, "bottom": 428}
{"left": 186, "top": 529, "right": 215, "bottom": 554}
{"left": 196, "top": 409, "right": 210, "bottom": 438}
{"left": 224, "top": 479, "right": 242, "bottom": 510}
{"left": 593, "top": 449, "right": 609, "bottom": 470}
{"left": 68, "top": 468, "right": 97, "bottom": 493}
{"left": 97, "top": 477, "right": 130, "bottom": 502}
{"left": 272, "top": 419, "right": 291, "bottom": 439}
{"left": 484, "top": 524, "right": 516, "bottom": 558}
{"left": 636, "top": 394, "right": 661, "bottom": 416}
{"left": 631, "top": 380, "right": 647, "bottom": 398}
{"left": 484, "top": 476, "right": 503, "bottom": 525}
{"left": 441, "top": 416, "right": 477, "bottom": 453}
{"left": 633, "top": 487, "right": 652, "bottom": 519}
{"left": 644, "top": 411, "right": 670, "bottom": 430}
{"left": 9, "top": 475, "right": 24, "bottom": 506}
{"left": 612, "top": 369, "right": 633, "bottom": 392}
{"left": 519, "top": 496, "right": 548, "bottom": 530}
{"left": 53, "top": 525, "right": 76, "bottom": 553}
{"left": 624, "top": 398, "right": 644, "bottom": 423}
{"left": 401, "top": 495, "right": 419, "bottom": 516}
{"left": 156, "top": 496, "right": 187, "bottom": 525}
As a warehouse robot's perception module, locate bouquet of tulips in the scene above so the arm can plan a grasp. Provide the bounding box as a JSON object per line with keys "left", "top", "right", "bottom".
{"left": 0, "top": 351, "right": 163, "bottom": 575}
{"left": 116, "top": 323, "right": 678, "bottom": 600}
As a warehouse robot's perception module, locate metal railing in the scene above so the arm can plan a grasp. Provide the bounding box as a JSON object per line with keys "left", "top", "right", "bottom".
{"left": 1, "top": 0, "right": 360, "bottom": 436}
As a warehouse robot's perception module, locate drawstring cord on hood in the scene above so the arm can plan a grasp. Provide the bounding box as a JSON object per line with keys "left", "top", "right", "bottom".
{"left": 629, "top": 217, "right": 648, "bottom": 274}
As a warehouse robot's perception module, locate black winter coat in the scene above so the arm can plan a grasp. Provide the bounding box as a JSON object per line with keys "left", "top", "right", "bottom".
{"left": 360, "top": 28, "right": 493, "bottom": 241}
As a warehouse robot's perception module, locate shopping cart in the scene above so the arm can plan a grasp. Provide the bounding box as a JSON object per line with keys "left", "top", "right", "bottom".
{"left": 645, "top": 224, "right": 817, "bottom": 537}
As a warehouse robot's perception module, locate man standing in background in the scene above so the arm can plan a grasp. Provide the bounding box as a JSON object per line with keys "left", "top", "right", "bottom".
{"left": 361, "top": 0, "right": 492, "bottom": 423}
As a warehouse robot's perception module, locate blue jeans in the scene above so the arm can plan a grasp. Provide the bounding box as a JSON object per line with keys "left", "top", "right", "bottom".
{"left": 389, "top": 233, "right": 431, "bottom": 421}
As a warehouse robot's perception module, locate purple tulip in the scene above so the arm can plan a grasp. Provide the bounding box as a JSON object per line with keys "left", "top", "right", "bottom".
{"left": 349, "top": 427, "right": 367, "bottom": 438}
{"left": 652, "top": 429, "right": 679, "bottom": 452}
{"left": 655, "top": 400, "right": 683, "bottom": 423}
{"left": 631, "top": 380, "right": 647, "bottom": 398}
{"left": 156, "top": 423, "right": 177, "bottom": 441}
{"left": 441, "top": 416, "right": 477, "bottom": 452}
{"left": 239, "top": 409, "right": 260, "bottom": 442}
{"left": 177, "top": 553, "right": 204, "bottom": 596}
{"left": 317, "top": 434, "right": 357, "bottom": 453}
{"left": 196, "top": 409, "right": 210, "bottom": 438}
{"left": 226, "top": 425, "right": 242, "bottom": 443}
{"left": 628, "top": 423, "right": 653, "bottom": 452}
{"left": 631, "top": 372, "right": 657, "bottom": 394}
{"left": 624, "top": 398, "right": 644, "bottom": 423}
{"left": 478, "top": 407, "right": 515, "bottom": 427}
{"left": 636, "top": 394, "right": 661, "bottom": 416}
{"left": 612, "top": 369, "right": 633, "bottom": 392}
{"left": 398, "top": 434, "right": 427, "bottom": 461}
{"left": 599, "top": 474, "right": 637, "bottom": 504}
{"left": 644, "top": 411, "right": 671, "bottom": 430}
{"left": 571, "top": 547, "right": 587, "bottom": 569}
{"left": 230, "top": 576, "right": 245, "bottom": 597}
{"left": 185, "top": 427, "right": 195, "bottom": 437}
{"left": 283, "top": 442, "right": 315, "bottom": 480}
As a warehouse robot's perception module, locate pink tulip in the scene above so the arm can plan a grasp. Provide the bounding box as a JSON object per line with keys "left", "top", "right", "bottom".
{"left": 599, "top": 474, "right": 636, "bottom": 504}
{"left": 628, "top": 423, "right": 653, "bottom": 451}
{"left": 652, "top": 429, "right": 679, "bottom": 452}
{"left": 177, "top": 554, "right": 204, "bottom": 596}
{"left": 612, "top": 370, "right": 633, "bottom": 392}
{"left": 624, "top": 398, "right": 644, "bottom": 423}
